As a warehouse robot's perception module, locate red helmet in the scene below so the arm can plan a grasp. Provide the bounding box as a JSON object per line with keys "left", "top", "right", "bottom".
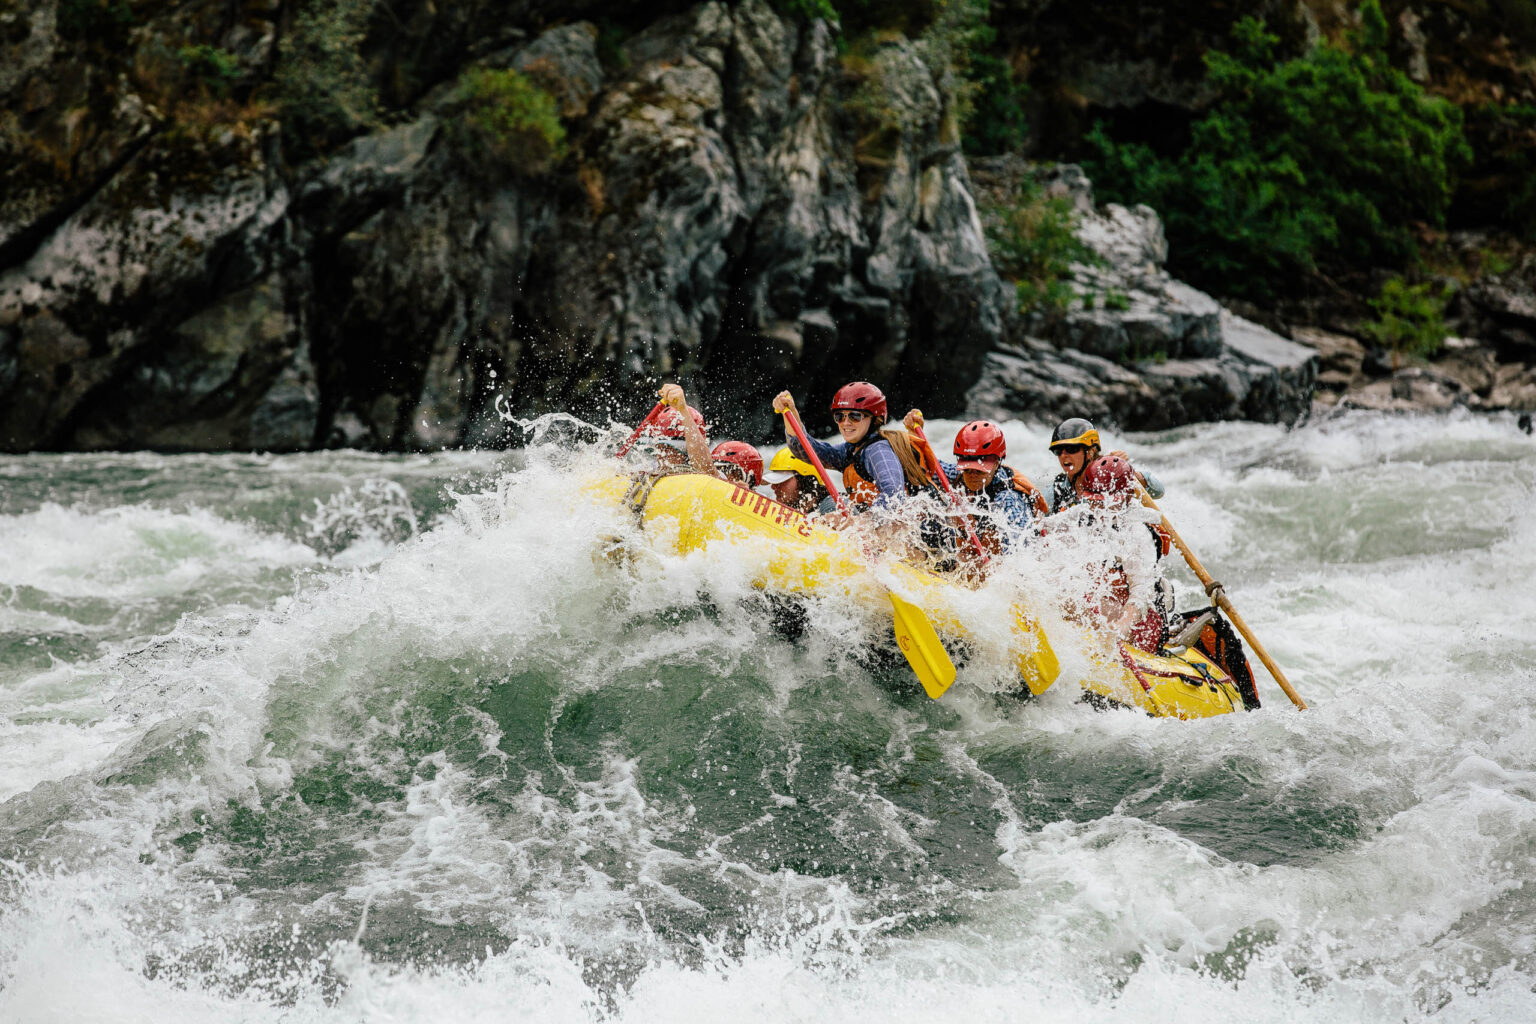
{"left": 1081, "top": 455, "right": 1135, "bottom": 503}
{"left": 830, "top": 382, "right": 887, "bottom": 423}
{"left": 642, "top": 405, "right": 707, "bottom": 441}
{"left": 954, "top": 420, "right": 1006, "bottom": 469}
{"left": 710, "top": 441, "right": 764, "bottom": 487}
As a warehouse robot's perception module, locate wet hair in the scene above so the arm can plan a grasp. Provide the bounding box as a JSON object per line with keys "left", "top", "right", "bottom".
{"left": 879, "top": 427, "right": 936, "bottom": 490}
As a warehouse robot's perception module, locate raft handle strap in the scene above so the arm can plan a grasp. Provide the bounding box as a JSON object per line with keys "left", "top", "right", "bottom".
{"left": 623, "top": 474, "right": 660, "bottom": 522}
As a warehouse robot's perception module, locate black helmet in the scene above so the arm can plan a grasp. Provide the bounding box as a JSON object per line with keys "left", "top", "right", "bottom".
{"left": 1049, "top": 418, "right": 1100, "bottom": 451}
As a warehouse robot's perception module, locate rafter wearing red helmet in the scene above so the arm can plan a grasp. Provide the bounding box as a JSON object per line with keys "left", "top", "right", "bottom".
{"left": 637, "top": 382, "right": 714, "bottom": 475}
{"left": 770, "top": 383, "right": 928, "bottom": 510}
{"left": 915, "top": 418, "right": 1041, "bottom": 553}
{"left": 709, "top": 441, "right": 765, "bottom": 488}
{"left": 1068, "top": 454, "right": 1176, "bottom": 651}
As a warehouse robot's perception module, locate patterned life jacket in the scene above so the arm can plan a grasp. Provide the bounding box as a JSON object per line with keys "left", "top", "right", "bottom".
{"left": 843, "top": 462, "right": 881, "bottom": 506}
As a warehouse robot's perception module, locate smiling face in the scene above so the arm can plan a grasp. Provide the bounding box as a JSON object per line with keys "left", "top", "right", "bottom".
{"left": 833, "top": 409, "right": 874, "bottom": 444}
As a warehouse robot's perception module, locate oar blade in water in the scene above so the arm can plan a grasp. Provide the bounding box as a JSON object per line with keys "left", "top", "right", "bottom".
{"left": 889, "top": 591, "right": 956, "bottom": 699}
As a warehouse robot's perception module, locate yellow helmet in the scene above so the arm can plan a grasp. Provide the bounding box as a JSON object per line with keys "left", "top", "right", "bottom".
{"left": 763, "top": 447, "right": 816, "bottom": 484}
{"left": 1048, "top": 418, "right": 1100, "bottom": 451}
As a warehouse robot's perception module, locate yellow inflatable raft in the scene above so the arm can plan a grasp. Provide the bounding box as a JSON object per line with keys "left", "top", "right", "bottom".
{"left": 592, "top": 470, "right": 1246, "bottom": 719}
{"left": 1081, "top": 642, "right": 1249, "bottom": 719}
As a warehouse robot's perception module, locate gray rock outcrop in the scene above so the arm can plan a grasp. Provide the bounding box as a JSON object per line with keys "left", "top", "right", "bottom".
{"left": 965, "top": 162, "right": 1318, "bottom": 430}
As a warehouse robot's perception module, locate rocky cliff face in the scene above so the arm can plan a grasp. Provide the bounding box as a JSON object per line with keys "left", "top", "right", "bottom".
{"left": 1, "top": 0, "right": 1013, "bottom": 451}
{"left": 18, "top": 0, "right": 1521, "bottom": 455}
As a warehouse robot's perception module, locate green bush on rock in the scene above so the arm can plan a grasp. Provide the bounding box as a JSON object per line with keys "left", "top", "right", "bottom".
{"left": 1086, "top": 0, "right": 1470, "bottom": 300}
{"left": 774, "top": 0, "right": 839, "bottom": 21}
{"left": 178, "top": 45, "right": 242, "bottom": 98}
{"left": 449, "top": 68, "right": 566, "bottom": 178}
{"left": 986, "top": 179, "right": 1094, "bottom": 315}
{"left": 275, "top": 0, "right": 380, "bottom": 157}
{"left": 1362, "top": 275, "right": 1451, "bottom": 369}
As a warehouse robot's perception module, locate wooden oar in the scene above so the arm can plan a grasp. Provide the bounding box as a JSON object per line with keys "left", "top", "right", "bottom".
{"left": 907, "top": 413, "right": 988, "bottom": 564}
{"left": 615, "top": 401, "right": 666, "bottom": 457}
{"left": 1136, "top": 487, "right": 1308, "bottom": 710}
{"left": 782, "top": 407, "right": 956, "bottom": 699}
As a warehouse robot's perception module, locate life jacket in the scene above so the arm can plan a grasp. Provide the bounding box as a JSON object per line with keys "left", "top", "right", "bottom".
{"left": 843, "top": 462, "right": 881, "bottom": 507}
{"left": 1049, "top": 473, "right": 1078, "bottom": 514}
{"left": 1008, "top": 467, "right": 1050, "bottom": 518}
{"left": 1175, "top": 609, "right": 1260, "bottom": 710}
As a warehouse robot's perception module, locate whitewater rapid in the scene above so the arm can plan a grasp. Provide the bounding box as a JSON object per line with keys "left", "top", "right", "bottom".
{"left": 1, "top": 413, "right": 1533, "bottom": 1022}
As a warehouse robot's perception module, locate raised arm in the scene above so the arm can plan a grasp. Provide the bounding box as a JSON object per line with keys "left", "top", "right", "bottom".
{"left": 659, "top": 383, "right": 713, "bottom": 474}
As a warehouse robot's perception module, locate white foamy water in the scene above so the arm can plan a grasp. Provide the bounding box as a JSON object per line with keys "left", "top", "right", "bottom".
{"left": 0, "top": 412, "right": 1533, "bottom": 1023}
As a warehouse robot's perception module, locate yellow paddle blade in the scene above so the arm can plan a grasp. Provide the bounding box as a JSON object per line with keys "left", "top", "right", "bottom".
{"left": 889, "top": 591, "right": 957, "bottom": 699}
{"left": 1013, "top": 606, "right": 1061, "bottom": 696}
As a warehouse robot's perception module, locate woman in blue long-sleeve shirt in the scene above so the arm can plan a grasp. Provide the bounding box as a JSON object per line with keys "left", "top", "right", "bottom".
{"left": 770, "top": 382, "right": 924, "bottom": 510}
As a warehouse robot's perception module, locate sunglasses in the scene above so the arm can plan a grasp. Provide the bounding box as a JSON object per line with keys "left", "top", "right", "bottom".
{"left": 1055, "top": 444, "right": 1088, "bottom": 455}
{"left": 832, "top": 410, "right": 870, "bottom": 423}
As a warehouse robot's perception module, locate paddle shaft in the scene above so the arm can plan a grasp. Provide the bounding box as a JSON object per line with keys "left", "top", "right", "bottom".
{"left": 781, "top": 408, "right": 852, "bottom": 515}
{"left": 1137, "top": 488, "right": 1308, "bottom": 710}
{"left": 615, "top": 401, "right": 667, "bottom": 457}
{"left": 908, "top": 419, "right": 988, "bottom": 564}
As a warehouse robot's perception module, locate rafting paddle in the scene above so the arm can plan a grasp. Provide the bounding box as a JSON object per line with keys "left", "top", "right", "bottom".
{"left": 1136, "top": 487, "right": 1308, "bottom": 710}
{"left": 905, "top": 412, "right": 989, "bottom": 565}
{"left": 780, "top": 406, "right": 957, "bottom": 699}
{"left": 615, "top": 401, "right": 666, "bottom": 458}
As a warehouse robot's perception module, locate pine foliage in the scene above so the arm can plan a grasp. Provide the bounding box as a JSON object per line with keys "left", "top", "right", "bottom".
{"left": 1086, "top": 1, "right": 1470, "bottom": 299}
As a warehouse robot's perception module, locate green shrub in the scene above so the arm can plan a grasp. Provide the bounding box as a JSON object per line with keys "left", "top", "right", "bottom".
{"left": 450, "top": 68, "right": 566, "bottom": 178}
{"left": 987, "top": 179, "right": 1094, "bottom": 314}
{"left": 917, "top": 0, "right": 990, "bottom": 133}
{"left": 594, "top": 21, "right": 631, "bottom": 72}
{"left": 178, "top": 45, "right": 241, "bottom": 98}
{"left": 275, "top": 0, "right": 380, "bottom": 157}
{"left": 1086, "top": 1, "right": 1469, "bottom": 300}
{"left": 961, "top": 47, "right": 1028, "bottom": 156}
{"left": 1361, "top": 275, "right": 1450, "bottom": 369}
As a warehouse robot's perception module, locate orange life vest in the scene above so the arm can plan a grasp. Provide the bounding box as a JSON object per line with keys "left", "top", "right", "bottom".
{"left": 843, "top": 463, "right": 881, "bottom": 507}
